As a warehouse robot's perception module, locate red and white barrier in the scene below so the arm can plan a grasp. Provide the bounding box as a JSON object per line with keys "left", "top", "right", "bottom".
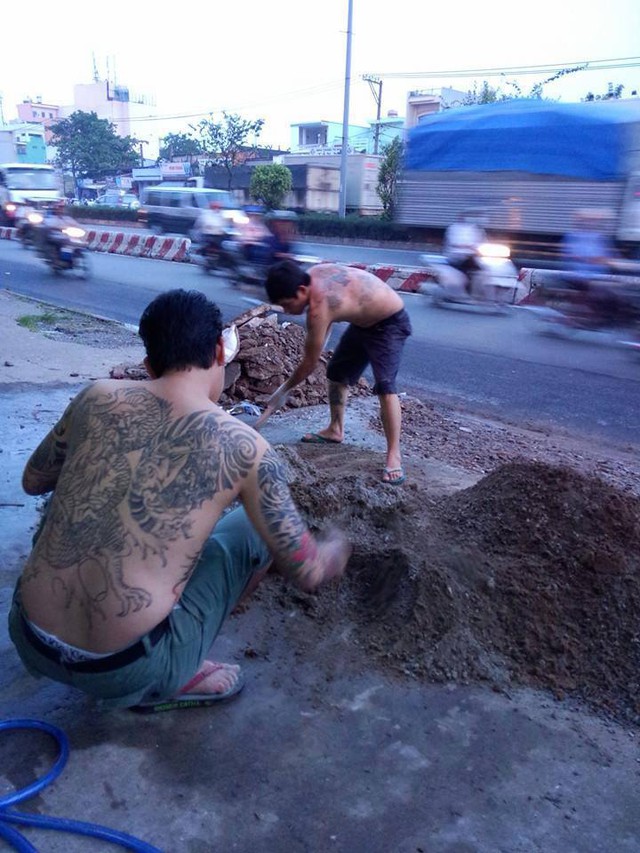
{"left": 84, "top": 229, "right": 190, "bottom": 262}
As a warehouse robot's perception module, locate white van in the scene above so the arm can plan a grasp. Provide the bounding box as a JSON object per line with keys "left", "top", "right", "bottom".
{"left": 138, "top": 185, "right": 244, "bottom": 235}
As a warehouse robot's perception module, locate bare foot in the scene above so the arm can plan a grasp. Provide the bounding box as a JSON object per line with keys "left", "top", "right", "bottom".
{"left": 178, "top": 661, "right": 242, "bottom": 696}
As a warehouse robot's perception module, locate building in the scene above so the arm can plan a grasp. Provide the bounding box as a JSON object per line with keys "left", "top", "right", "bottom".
{"left": 405, "top": 87, "right": 467, "bottom": 127}
{"left": 290, "top": 116, "right": 404, "bottom": 157}
{"left": 16, "top": 78, "right": 157, "bottom": 152}
{"left": 290, "top": 121, "right": 371, "bottom": 155}
{"left": 72, "top": 80, "right": 155, "bottom": 144}
{"left": 17, "top": 97, "right": 63, "bottom": 143}
{"left": 0, "top": 123, "right": 47, "bottom": 163}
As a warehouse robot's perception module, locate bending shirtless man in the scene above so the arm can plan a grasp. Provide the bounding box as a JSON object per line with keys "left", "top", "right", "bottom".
{"left": 255, "top": 261, "right": 412, "bottom": 485}
{"left": 9, "top": 289, "right": 350, "bottom": 712}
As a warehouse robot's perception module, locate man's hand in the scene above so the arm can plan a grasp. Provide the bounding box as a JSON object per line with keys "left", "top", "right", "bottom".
{"left": 299, "top": 527, "right": 352, "bottom": 592}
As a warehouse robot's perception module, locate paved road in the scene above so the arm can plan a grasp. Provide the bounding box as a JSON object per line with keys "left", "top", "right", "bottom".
{"left": 1, "top": 239, "right": 638, "bottom": 444}
{"left": 77, "top": 219, "right": 569, "bottom": 270}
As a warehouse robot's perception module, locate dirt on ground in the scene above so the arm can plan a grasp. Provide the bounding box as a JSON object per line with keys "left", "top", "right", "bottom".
{"left": 23, "top": 300, "right": 640, "bottom": 726}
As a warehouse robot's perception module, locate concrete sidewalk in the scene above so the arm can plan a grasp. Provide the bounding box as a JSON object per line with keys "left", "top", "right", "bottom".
{"left": 1, "top": 293, "right": 639, "bottom": 853}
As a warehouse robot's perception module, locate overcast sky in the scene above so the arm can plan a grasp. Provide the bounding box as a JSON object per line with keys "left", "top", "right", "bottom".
{"left": 1, "top": 0, "right": 639, "bottom": 154}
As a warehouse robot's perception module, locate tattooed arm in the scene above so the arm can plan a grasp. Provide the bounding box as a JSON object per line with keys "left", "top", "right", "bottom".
{"left": 240, "top": 444, "right": 350, "bottom": 591}
{"left": 22, "top": 394, "right": 79, "bottom": 496}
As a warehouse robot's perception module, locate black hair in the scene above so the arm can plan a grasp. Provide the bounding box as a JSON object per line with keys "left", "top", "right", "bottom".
{"left": 265, "top": 260, "right": 310, "bottom": 303}
{"left": 138, "top": 289, "right": 223, "bottom": 377}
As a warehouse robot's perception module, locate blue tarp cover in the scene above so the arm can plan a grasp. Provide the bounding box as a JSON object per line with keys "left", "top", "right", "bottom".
{"left": 405, "top": 99, "right": 640, "bottom": 180}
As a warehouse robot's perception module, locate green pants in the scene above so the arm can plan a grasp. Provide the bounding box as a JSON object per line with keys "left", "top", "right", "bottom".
{"left": 9, "top": 507, "right": 271, "bottom": 709}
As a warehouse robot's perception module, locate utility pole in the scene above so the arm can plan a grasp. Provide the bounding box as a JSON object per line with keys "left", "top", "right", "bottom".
{"left": 139, "top": 140, "right": 148, "bottom": 167}
{"left": 363, "top": 74, "right": 383, "bottom": 154}
{"left": 338, "top": 0, "right": 354, "bottom": 218}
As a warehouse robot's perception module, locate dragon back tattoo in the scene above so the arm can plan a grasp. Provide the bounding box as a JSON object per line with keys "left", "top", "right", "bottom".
{"left": 24, "top": 386, "right": 258, "bottom": 627}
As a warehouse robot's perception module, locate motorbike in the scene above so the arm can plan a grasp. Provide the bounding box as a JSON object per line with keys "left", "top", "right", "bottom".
{"left": 34, "top": 219, "right": 91, "bottom": 278}
{"left": 191, "top": 233, "right": 320, "bottom": 286}
{"left": 522, "top": 268, "right": 640, "bottom": 350}
{"left": 418, "top": 242, "right": 523, "bottom": 313}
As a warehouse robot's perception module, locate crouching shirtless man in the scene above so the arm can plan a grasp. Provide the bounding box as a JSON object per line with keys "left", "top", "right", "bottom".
{"left": 9, "top": 289, "right": 350, "bottom": 712}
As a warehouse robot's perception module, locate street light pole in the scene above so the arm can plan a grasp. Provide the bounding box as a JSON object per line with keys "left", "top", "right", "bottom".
{"left": 338, "top": 0, "right": 354, "bottom": 218}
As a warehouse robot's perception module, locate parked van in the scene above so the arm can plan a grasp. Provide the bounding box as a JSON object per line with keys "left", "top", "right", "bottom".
{"left": 138, "top": 185, "right": 244, "bottom": 235}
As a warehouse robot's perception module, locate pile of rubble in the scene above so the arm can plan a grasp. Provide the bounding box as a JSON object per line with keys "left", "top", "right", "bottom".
{"left": 111, "top": 303, "right": 371, "bottom": 408}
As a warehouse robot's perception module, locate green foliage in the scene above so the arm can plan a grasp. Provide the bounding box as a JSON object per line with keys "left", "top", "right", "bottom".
{"left": 249, "top": 164, "right": 293, "bottom": 209}
{"left": 17, "top": 311, "right": 60, "bottom": 331}
{"left": 191, "top": 111, "right": 265, "bottom": 190}
{"left": 67, "top": 205, "right": 139, "bottom": 223}
{"left": 583, "top": 83, "right": 625, "bottom": 101}
{"left": 66, "top": 205, "right": 416, "bottom": 242}
{"left": 449, "top": 64, "right": 588, "bottom": 107}
{"left": 49, "top": 111, "right": 140, "bottom": 187}
{"left": 377, "top": 137, "right": 404, "bottom": 219}
{"left": 297, "top": 212, "right": 412, "bottom": 242}
{"left": 159, "top": 132, "right": 201, "bottom": 160}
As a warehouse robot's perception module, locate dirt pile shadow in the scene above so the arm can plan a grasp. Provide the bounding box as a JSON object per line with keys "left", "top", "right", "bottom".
{"left": 256, "top": 449, "right": 640, "bottom": 725}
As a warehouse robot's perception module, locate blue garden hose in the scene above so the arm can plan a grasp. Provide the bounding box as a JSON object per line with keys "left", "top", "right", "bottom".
{"left": 0, "top": 719, "right": 163, "bottom": 852}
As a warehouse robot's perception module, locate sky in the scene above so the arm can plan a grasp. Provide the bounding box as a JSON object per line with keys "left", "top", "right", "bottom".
{"left": 1, "top": 0, "right": 639, "bottom": 156}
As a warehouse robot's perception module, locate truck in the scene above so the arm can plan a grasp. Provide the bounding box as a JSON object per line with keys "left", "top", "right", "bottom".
{"left": 0, "top": 163, "right": 62, "bottom": 226}
{"left": 395, "top": 99, "right": 640, "bottom": 256}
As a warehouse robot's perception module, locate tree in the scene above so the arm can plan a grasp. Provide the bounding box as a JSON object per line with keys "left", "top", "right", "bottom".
{"left": 377, "top": 136, "right": 404, "bottom": 219}
{"left": 49, "top": 111, "right": 139, "bottom": 192}
{"left": 159, "top": 132, "right": 201, "bottom": 160}
{"left": 191, "top": 111, "right": 264, "bottom": 190}
{"left": 583, "top": 83, "right": 625, "bottom": 101}
{"left": 449, "top": 65, "right": 588, "bottom": 107}
{"left": 249, "top": 164, "right": 292, "bottom": 209}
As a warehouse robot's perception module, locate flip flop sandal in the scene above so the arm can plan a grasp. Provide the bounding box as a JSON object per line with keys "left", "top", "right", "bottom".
{"left": 131, "top": 664, "right": 245, "bottom": 713}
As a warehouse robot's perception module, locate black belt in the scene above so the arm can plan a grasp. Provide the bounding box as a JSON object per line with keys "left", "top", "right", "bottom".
{"left": 20, "top": 612, "right": 170, "bottom": 674}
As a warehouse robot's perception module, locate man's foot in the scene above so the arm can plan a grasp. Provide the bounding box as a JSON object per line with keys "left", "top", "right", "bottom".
{"left": 382, "top": 466, "right": 406, "bottom": 485}
{"left": 300, "top": 432, "right": 342, "bottom": 444}
{"left": 179, "top": 661, "right": 243, "bottom": 697}
{"left": 130, "top": 661, "right": 245, "bottom": 713}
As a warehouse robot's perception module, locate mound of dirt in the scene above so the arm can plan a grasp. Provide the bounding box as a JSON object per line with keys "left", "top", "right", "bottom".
{"left": 110, "top": 309, "right": 371, "bottom": 408}
{"left": 255, "top": 451, "right": 640, "bottom": 725}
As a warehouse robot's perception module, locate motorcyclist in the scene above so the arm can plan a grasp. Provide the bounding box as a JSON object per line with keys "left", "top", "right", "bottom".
{"left": 443, "top": 210, "right": 487, "bottom": 294}
{"left": 35, "top": 201, "right": 81, "bottom": 260}
{"left": 194, "top": 201, "right": 231, "bottom": 258}
{"left": 244, "top": 211, "right": 296, "bottom": 267}
{"left": 560, "top": 208, "right": 623, "bottom": 325}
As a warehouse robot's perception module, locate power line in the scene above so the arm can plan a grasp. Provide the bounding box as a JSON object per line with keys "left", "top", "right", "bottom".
{"left": 129, "top": 79, "right": 344, "bottom": 124}
{"left": 368, "top": 56, "right": 640, "bottom": 80}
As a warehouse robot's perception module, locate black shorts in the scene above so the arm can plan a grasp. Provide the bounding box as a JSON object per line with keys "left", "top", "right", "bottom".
{"left": 326, "top": 308, "right": 412, "bottom": 395}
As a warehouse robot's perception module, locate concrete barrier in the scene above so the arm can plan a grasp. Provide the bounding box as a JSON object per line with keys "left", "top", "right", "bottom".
{"left": 84, "top": 229, "right": 190, "bottom": 261}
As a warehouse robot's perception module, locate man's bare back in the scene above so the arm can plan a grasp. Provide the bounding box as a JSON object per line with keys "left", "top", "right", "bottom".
{"left": 10, "top": 289, "right": 350, "bottom": 710}
{"left": 306, "top": 264, "right": 404, "bottom": 328}
{"left": 20, "top": 378, "right": 263, "bottom": 653}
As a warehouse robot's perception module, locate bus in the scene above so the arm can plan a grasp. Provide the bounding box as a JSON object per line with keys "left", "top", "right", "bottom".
{"left": 0, "top": 163, "right": 62, "bottom": 225}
